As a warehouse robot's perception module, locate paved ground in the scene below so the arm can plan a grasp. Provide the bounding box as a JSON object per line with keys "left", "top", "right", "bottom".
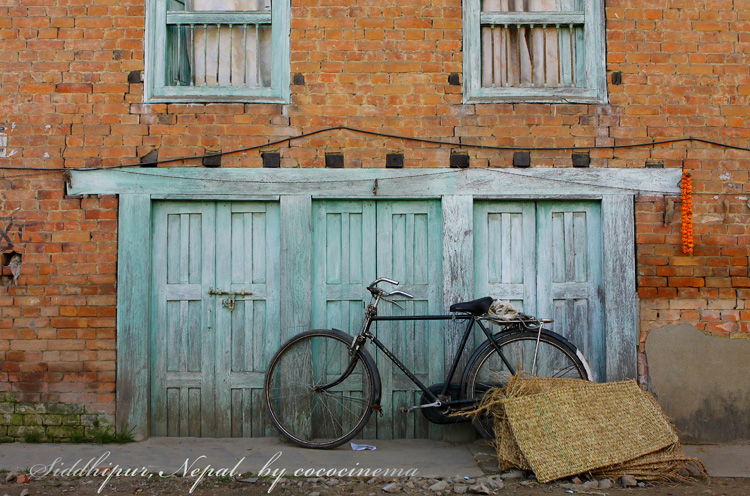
{"left": 0, "top": 438, "right": 486, "bottom": 479}
{"left": 0, "top": 437, "right": 748, "bottom": 478}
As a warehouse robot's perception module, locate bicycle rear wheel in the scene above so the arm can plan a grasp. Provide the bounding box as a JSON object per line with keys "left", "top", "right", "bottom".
{"left": 264, "top": 329, "right": 377, "bottom": 449}
{"left": 462, "top": 328, "right": 591, "bottom": 440}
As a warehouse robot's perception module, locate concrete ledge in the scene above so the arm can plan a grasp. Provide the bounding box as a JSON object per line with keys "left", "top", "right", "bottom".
{"left": 646, "top": 324, "right": 750, "bottom": 443}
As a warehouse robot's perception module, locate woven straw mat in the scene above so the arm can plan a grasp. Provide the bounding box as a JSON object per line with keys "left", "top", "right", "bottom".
{"left": 503, "top": 379, "right": 678, "bottom": 483}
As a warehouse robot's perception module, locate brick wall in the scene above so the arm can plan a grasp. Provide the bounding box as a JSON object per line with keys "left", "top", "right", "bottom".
{"left": 1, "top": 0, "right": 749, "bottom": 419}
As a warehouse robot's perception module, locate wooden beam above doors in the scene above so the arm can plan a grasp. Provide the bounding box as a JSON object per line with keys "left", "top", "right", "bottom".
{"left": 68, "top": 168, "right": 682, "bottom": 198}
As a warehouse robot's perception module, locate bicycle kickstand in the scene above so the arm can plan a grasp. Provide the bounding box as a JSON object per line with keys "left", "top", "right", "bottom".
{"left": 399, "top": 400, "right": 442, "bottom": 414}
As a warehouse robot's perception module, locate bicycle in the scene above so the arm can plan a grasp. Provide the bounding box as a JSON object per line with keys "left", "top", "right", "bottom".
{"left": 263, "top": 277, "right": 593, "bottom": 449}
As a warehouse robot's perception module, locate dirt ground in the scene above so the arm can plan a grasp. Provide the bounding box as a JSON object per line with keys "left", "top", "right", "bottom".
{"left": 1, "top": 475, "right": 749, "bottom": 496}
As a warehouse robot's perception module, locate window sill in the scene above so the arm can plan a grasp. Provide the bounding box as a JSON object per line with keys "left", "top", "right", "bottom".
{"left": 145, "top": 94, "right": 289, "bottom": 104}
{"left": 463, "top": 88, "right": 608, "bottom": 105}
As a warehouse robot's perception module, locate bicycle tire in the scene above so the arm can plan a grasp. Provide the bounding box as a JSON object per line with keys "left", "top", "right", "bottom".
{"left": 462, "top": 328, "right": 592, "bottom": 440}
{"left": 264, "top": 329, "right": 378, "bottom": 449}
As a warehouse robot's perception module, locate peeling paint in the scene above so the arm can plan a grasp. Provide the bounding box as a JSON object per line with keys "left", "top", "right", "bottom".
{"left": 0, "top": 123, "right": 17, "bottom": 158}
{"left": 719, "top": 172, "right": 732, "bottom": 181}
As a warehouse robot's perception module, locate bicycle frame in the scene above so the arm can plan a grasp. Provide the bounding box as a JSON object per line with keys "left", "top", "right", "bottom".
{"left": 366, "top": 314, "right": 515, "bottom": 407}
{"left": 315, "top": 289, "right": 522, "bottom": 410}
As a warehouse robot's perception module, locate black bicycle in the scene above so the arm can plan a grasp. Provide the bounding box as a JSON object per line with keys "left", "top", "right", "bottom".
{"left": 263, "top": 277, "right": 592, "bottom": 449}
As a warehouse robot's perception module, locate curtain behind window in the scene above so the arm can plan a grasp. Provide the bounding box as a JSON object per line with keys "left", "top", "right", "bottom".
{"left": 481, "top": 0, "right": 573, "bottom": 88}
{"left": 190, "top": 0, "right": 272, "bottom": 88}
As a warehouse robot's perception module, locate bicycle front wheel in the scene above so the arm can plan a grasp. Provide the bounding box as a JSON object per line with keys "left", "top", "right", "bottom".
{"left": 463, "top": 328, "right": 591, "bottom": 440}
{"left": 264, "top": 329, "right": 377, "bottom": 449}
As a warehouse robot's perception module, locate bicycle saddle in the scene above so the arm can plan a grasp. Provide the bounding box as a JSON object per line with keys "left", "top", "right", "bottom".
{"left": 449, "top": 296, "right": 494, "bottom": 316}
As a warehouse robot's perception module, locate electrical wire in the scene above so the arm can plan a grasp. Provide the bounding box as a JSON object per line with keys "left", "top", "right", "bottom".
{"left": 2, "top": 125, "right": 750, "bottom": 172}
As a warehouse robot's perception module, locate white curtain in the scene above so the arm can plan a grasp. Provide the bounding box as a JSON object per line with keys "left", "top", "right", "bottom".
{"left": 190, "top": 0, "right": 273, "bottom": 87}
{"left": 481, "top": 0, "right": 564, "bottom": 88}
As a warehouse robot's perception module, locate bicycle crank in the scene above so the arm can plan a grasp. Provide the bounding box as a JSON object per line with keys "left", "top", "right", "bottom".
{"left": 399, "top": 400, "right": 441, "bottom": 414}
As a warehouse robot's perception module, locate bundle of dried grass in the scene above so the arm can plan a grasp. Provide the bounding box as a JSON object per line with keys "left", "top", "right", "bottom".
{"left": 467, "top": 375, "right": 707, "bottom": 484}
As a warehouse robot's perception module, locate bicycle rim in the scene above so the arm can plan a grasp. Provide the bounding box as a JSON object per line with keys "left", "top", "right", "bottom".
{"left": 465, "top": 330, "right": 588, "bottom": 440}
{"left": 264, "top": 331, "right": 376, "bottom": 449}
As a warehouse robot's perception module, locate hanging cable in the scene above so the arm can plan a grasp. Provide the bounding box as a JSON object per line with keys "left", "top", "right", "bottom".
{"left": 2, "top": 125, "right": 750, "bottom": 172}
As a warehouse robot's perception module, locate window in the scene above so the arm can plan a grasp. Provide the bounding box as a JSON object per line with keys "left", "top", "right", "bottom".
{"left": 145, "top": 0, "right": 290, "bottom": 103}
{"left": 463, "top": 0, "right": 606, "bottom": 103}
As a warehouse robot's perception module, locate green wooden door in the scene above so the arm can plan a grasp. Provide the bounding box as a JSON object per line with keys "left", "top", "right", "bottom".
{"left": 376, "top": 201, "right": 443, "bottom": 439}
{"left": 151, "top": 201, "right": 280, "bottom": 437}
{"left": 474, "top": 200, "right": 604, "bottom": 381}
{"left": 312, "top": 200, "right": 443, "bottom": 439}
{"left": 214, "top": 201, "right": 281, "bottom": 437}
{"left": 151, "top": 202, "right": 216, "bottom": 436}
{"left": 536, "top": 201, "right": 604, "bottom": 380}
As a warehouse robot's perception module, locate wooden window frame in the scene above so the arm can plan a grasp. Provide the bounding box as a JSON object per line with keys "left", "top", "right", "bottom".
{"left": 144, "top": 0, "right": 291, "bottom": 104}
{"left": 462, "top": 0, "right": 607, "bottom": 104}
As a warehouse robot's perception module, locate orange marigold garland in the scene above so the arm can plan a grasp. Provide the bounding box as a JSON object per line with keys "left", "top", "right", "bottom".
{"left": 681, "top": 172, "right": 694, "bottom": 254}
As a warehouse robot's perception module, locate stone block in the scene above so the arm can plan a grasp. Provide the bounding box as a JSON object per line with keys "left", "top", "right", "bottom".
{"left": 1, "top": 413, "right": 24, "bottom": 425}
{"left": 15, "top": 404, "right": 47, "bottom": 415}
{"left": 47, "top": 403, "right": 86, "bottom": 415}
{"left": 81, "top": 414, "right": 107, "bottom": 428}
{"left": 8, "top": 425, "right": 45, "bottom": 438}
{"left": 23, "top": 414, "right": 44, "bottom": 426}
{"left": 61, "top": 414, "right": 82, "bottom": 426}
{"left": 43, "top": 414, "right": 63, "bottom": 426}
{"left": 46, "top": 425, "right": 84, "bottom": 440}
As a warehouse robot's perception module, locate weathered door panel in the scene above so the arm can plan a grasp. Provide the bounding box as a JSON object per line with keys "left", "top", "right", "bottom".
{"left": 151, "top": 201, "right": 216, "bottom": 436}
{"left": 312, "top": 200, "right": 377, "bottom": 332}
{"left": 151, "top": 200, "right": 280, "bottom": 437}
{"left": 311, "top": 200, "right": 377, "bottom": 438}
{"left": 375, "top": 200, "right": 443, "bottom": 440}
{"left": 473, "top": 201, "right": 537, "bottom": 347}
{"left": 311, "top": 200, "right": 443, "bottom": 440}
{"left": 474, "top": 200, "right": 605, "bottom": 381}
{"left": 215, "top": 201, "right": 281, "bottom": 437}
{"left": 536, "top": 201, "right": 604, "bottom": 381}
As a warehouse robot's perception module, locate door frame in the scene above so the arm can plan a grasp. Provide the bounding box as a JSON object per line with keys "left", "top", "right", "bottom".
{"left": 69, "top": 168, "right": 681, "bottom": 439}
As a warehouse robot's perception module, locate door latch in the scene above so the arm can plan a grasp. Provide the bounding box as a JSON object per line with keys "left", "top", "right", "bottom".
{"left": 208, "top": 287, "right": 253, "bottom": 312}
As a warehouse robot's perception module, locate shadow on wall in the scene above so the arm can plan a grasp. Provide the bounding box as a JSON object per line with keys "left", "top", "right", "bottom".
{"left": 646, "top": 324, "right": 750, "bottom": 444}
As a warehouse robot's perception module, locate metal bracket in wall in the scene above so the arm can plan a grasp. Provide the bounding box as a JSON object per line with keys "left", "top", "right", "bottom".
{"left": 664, "top": 197, "right": 675, "bottom": 226}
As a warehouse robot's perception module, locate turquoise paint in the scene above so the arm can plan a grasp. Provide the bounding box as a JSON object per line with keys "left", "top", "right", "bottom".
{"left": 150, "top": 201, "right": 279, "bottom": 437}
{"left": 475, "top": 200, "right": 605, "bottom": 381}
{"left": 110, "top": 177, "right": 642, "bottom": 438}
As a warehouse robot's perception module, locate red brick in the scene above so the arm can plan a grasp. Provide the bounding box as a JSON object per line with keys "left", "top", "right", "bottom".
{"left": 669, "top": 277, "right": 705, "bottom": 288}
{"left": 56, "top": 83, "right": 93, "bottom": 93}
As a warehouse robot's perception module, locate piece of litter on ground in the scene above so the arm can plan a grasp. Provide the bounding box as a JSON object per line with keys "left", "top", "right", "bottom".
{"left": 237, "top": 477, "right": 258, "bottom": 483}
{"left": 350, "top": 443, "right": 376, "bottom": 450}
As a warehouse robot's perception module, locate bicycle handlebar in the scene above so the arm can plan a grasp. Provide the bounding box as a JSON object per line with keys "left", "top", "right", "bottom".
{"left": 366, "top": 278, "right": 414, "bottom": 299}
{"left": 387, "top": 290, "right": 414, "bottom": 299}
{"left": 370, "top": 277, "right": 398, "bottom": 287}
